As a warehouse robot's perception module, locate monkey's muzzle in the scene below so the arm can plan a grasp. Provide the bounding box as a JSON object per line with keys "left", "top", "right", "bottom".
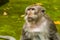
{"left": 27, "top": 17, "right": 35, "bottom": 22}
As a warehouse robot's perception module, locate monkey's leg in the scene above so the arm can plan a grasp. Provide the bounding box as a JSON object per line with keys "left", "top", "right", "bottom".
{"left": 49, "top": 33, "right": 60, "bottom": 40}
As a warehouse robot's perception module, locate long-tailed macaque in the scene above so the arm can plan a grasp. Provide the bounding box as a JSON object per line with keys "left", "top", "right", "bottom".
{"left": 21, "top": 4, "right": 60, "bottom": 40}
{"left": 0, "top": 4, "right": 60, "bottom": 40}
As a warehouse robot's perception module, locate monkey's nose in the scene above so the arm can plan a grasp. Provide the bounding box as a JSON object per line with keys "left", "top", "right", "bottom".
{"left": 28, "top": 11, "right": 33, "bottom": 16}
{"left": 28, "top": 13, "right": 31, "bottom": 15}
{"left": 28, "top": 14, "right": 32, "bottom": 17}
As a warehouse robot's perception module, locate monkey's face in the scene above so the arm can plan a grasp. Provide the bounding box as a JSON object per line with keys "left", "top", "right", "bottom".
{"left": 25, "top": 5, "right": 45, "bottom": 22}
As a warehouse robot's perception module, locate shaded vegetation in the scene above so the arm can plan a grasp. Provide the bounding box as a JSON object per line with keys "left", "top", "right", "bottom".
{"left": 0, "top": 0, "right": 9, "bottom": 6}
{"left": 0, "top": 0, "right": 60, "bottom": 40}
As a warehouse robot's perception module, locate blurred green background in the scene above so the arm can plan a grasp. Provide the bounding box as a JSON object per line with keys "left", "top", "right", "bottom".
{"left": 0, "top": 0, "right": 60, "bottom": 40}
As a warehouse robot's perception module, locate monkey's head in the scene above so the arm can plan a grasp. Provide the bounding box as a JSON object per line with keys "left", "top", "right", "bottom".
{"left": 25, "top": 4, "right": 45, "bottom": 22}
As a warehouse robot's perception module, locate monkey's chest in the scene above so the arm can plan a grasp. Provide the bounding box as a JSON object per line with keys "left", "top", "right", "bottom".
{"left": 25, "top": 27, "right": 49, "bottom": 40}
{"left": 24, "top": 21, "right": 49, "bottom": 40}
{"left": 25, "top": 25, "right": 48, "bottom": 33}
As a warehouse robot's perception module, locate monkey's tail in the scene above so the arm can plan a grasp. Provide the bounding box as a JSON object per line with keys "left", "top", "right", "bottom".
{"left": 0, "top": 35, "right": 16, "bottom": 40}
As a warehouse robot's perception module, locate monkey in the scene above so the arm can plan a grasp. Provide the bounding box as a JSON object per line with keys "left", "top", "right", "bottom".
{"left": 21, "top": 4, "right": 60, "bottom": 40}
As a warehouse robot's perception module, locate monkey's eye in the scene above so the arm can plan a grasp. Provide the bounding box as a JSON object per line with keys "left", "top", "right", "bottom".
{"left": 27, "top": 8, "right": 35, "bottom": 10}
{"left": 28, "top": 8, "right": 30, "bottom": 10}
{"left": 31, "top": 8, "right": 35, "bottom": 10}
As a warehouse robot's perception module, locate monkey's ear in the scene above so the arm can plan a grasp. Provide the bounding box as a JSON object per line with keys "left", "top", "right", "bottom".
{"left": 41, "top": 7, "right": 46, "bottom": 13}
{"left": 41, "top": 8, "right": 46, "bottom": 13}
{"left": 41, "top": 10, "right": 45, "bottom": 13}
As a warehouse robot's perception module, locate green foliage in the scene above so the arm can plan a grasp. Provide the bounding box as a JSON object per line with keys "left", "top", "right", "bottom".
{"left": 0, "top": 0, "right": 60, "bottom": 40}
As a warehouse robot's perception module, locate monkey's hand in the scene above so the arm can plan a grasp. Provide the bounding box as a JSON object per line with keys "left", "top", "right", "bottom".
{"left": 21, "top": 30, "right": 31, "bottom": 40}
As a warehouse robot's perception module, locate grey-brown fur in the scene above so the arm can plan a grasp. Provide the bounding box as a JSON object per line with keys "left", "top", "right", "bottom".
{"left": 21, "top": 4, "right": 60, "bottom": 40}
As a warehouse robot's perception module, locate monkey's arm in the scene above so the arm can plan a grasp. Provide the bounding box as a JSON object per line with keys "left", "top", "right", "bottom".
{"left": 0, "top": 35, "right": 16, "bottom": 40}
{"left": 21, "top": 28, "right": 32, "bottom": 40}
{"left": 49, "top": 22, "right": 60, "bottom": 40}
{"left": 21, "top": 24, "right": 32, "bottom": 40}
{"left": 49, "top": 22, "right": 57, "bottom": 34}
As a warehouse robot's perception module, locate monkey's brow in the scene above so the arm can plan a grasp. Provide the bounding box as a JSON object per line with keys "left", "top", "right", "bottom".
{"left": 28, "top": 8, "right": 32, "bottom": 9}
{"left": 28, "top": 8, "right": 35, "bottom": 10}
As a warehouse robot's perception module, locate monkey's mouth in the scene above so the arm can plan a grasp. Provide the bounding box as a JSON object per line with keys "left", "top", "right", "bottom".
{"left": 27, "top": 17, "right": 35, "bottom": 22}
